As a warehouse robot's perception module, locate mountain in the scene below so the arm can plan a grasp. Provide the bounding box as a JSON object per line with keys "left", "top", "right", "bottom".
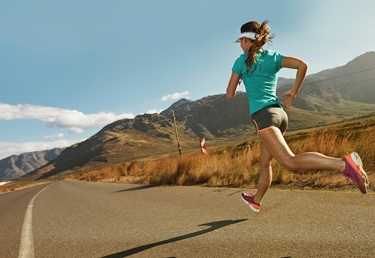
{"left": 17, "top": 52, "right": 375, "bottom": 182}
{"left": 277, "top": 51, "right": 375, "bottom": 108}
{"left": 0, "top": 148, "right": 64, "bottom": 182}
{"left": 20, "top": 114, "right": 202, "bottom": 181}
{"left": 160, "top": 94, "right": 252, "bottom": 139}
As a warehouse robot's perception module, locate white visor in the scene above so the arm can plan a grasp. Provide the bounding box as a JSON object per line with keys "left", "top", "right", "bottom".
{"left": 235, "top": 32, "right": 258, "bottom": 43}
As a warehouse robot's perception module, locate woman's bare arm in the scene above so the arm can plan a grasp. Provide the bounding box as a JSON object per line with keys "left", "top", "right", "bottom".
{"left": 226, "top": 71, "right": 241, "bottom": 100}
{"left": 281, "top": 56, "right": 308, "bottom": 107}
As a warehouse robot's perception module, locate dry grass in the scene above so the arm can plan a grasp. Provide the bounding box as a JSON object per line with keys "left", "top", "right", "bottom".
{"left": 74, "top": 120, "right": 375, "bottom": 191}
{"left": 2, "top": 118, "right": 374, "bottom": 194}
{"left": 0, "top": 183, "right": 20, "bottom": 193}
{"left": 0, "top": 181, "right": 50, "bottom": 193}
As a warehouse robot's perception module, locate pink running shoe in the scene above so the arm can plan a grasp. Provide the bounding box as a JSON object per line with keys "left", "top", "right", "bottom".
{"left": 342, "top": 152, "right": 369, "bottom": 194}
{"left": 241, "top": 192, "right": 261, "bottom": 212}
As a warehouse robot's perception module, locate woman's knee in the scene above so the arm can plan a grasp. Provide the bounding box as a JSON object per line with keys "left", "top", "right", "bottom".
{"left": 279, "top": 157, "right": 299, "bottom": 171}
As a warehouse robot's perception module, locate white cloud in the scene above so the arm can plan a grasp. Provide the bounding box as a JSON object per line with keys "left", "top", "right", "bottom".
{"left": 68, "top": 127, "right": 85, "bottom": 134}
{"left": 0, "top": 103, "right": 135, "bottom": 134}
{"left": 0, "top": 139, "right": 85, "bottom": 160}
{"left": 145, "top": 109, "right": 164, "bottom": 114}
{"left": 161, "top": 91, "right": 190, "bottom": 101}
{"left": 44, "top": 133, "right": 65, "bottom": 140}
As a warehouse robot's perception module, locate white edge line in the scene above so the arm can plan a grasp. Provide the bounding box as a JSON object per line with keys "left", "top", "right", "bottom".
{"left": 18, "top": 184, "right": 51, "bottom": 258}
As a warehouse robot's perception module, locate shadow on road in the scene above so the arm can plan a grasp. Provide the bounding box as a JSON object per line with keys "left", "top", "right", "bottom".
{"left": 101, "top": 219, "right": 248, "bottom": 258}
{"left": 113, "top": 185, "right": 156, "bottom": 193}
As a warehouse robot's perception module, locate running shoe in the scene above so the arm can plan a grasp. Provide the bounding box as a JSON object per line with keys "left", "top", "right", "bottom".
{"left": 241, "top": 192, "right": 261, "bottom": 212}
{"left": 342, "top": 152, "right": 369, "bottom": 194}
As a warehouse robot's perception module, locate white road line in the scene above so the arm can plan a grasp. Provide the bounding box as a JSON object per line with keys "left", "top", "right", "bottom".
{"left": 18, "top": 184, "right": 51, "bottom": 258}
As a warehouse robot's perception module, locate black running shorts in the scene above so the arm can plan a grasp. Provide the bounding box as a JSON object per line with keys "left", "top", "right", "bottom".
{"left": 250, "top": 105, "right": 288, "bottom": 134}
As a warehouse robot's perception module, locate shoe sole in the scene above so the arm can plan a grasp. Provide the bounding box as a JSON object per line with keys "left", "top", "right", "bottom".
{"left": 351, "top": 152, "right": 369, "bottom": 194}
{"left": 352, "top": 152, "right": 370, "bottom": 194}
{"left": 241, "top": 194, "right": 260, "bottom": 213}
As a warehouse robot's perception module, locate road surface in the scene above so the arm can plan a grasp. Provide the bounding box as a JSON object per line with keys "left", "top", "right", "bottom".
{"left": 1, "top": 180, "right": 374, "bottom": 257}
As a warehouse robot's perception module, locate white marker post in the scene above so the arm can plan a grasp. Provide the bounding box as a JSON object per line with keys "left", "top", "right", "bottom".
{"left": 199, "top": 138, "right": 207, "bottom": 154}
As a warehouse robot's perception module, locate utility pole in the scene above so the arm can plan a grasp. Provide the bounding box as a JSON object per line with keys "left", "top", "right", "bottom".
{"left": 171, "top": 110, "right": 182, "bottom": 156}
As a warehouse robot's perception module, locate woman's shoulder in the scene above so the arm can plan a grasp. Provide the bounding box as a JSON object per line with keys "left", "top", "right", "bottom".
{"left": 263, "top": 49, "right": 281, "bottom": 56}
{"left": 260, "top": 49, "right": 284, "bottom": 62}
{"left": 233, "top": 53, "right": 248, "bottom": 64}
{"left": 237, "top": 53, "right": 248, "bottom": 60}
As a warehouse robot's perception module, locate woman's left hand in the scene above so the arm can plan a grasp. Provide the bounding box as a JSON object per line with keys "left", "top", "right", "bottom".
{"left": 282, "top": 90, "right": 297, "bottom": 108}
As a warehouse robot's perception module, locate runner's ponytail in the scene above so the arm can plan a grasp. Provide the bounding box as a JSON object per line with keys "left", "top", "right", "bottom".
{"left": 242, "top": 20, "right": 275, "bottom": 71}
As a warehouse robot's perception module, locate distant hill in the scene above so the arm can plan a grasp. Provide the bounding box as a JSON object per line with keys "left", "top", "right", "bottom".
{"left": 160, "top": 94, "right": 252, "bottom": 138}
{"left": 17, "top": 52, "right": 375, "bottom": 182}
{"left": 0, "top": 148, "right": 64, "bottom": 181}
{"left": 277, "top": 51, "right": 375, "bottom": 107}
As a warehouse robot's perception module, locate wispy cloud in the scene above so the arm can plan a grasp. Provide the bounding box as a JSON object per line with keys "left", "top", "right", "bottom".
{"left": 0, "top": 139, "right": 85, "bottom": 160}
{"left": 0, "top": 103, "right": 135, "bottom": 134}
{"left": 44, "top": 133, "right": 65, "bottom": 140}
{"left": 161, "top": 91, "right": 190, "bottom": 101}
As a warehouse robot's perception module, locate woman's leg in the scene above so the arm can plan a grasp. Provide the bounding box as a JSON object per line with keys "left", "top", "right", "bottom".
{"left": 253, "top": 144, "right": 273, "bottom": 203}
{"left": 258, "top": 127, "right": 345, "bottom": 172}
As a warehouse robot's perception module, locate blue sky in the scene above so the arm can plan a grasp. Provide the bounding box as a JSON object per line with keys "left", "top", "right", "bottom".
{"left": 0, "top": 0, "right": 374, "bottom": 160}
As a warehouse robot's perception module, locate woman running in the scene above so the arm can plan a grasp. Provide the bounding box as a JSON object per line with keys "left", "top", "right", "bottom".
{"left": 226, "top": 20, "right": 369, "bottom": 213}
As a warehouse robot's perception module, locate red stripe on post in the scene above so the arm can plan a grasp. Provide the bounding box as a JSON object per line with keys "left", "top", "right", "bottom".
{"left": 199, "top": 138, "right": 207, "bottom": 154}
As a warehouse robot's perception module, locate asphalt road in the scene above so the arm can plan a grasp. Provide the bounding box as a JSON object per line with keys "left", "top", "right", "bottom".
{"left": 1, "top": 180, "right": 375, "bottom": 258}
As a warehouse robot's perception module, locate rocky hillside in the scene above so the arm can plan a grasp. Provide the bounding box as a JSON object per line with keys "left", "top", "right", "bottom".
{"left": 21, "top": 114, "right": 200, "bottom": 180}
{"left": 277, "top": 51, "right": 375, "bottom": 107}
{"left": 0, "top": 148, "right": 64, "bottom": 181}
{"left": 160, "top": 93, "right": 251, "bottom": 139}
